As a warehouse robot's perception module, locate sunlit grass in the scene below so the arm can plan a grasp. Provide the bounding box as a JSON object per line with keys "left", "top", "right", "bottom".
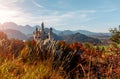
{"left": 0, "top": 57, "right": 64, "bottom": 79}
{"left": 0, "top": 34, "right": 120, "bottom": 79}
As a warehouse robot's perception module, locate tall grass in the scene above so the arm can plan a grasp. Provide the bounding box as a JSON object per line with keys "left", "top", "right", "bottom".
{"left": 0, "top": 38, "right": 120, "bottom": 79}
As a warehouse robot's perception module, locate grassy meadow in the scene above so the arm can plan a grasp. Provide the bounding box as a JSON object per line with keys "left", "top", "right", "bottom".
{"left": 0, "top": 32, "right": 120, "bottom": 79}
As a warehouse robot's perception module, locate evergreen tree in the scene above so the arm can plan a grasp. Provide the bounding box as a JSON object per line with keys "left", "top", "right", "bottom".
{"left": 109, "top": 25, "right": 120, "bottom": 44}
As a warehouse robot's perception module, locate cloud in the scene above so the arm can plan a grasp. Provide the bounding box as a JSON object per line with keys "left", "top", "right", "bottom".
{"left": 31, "top": 0, "right": 44, "bottom": 8}
{"left": 28, "top": 10, "right": 96, "bottom": 30}
{"left": 0, "top": 0, "right": 25, "bottom": 6}
{"left": 0, "top": 0, "right": 26, "bottom": 23}
{"left": 0, "top": 0, "right": 97, "bottom": 30}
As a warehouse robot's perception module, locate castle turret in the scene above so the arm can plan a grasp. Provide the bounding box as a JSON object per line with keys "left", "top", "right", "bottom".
{"left": 36, "top": 27, "right": 38, "bottom": 31}
{"left": 41, "top": 22, "right": 44, "bottom": 31}
{"left": 33, "top": 27, "right": 39, "bottom": 41}
{"left": 48, "top": 27, "right": 54, "bottom": 40}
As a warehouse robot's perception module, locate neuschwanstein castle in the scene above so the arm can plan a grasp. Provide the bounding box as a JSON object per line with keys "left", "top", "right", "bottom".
{"left": 33, "top": 22, "right": 54, "bottom": 42}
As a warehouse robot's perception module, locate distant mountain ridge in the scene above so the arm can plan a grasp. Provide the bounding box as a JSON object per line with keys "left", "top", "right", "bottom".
{"left": 0, "top": 22, "right": 36, "bottom": 35}
{"left": 0, "top": 22, "right": 110, "bottom": 43}
{"left": 0, "top": 22, "right": 111, "bottom": 36}
{"left": 61, "top": 33, "right": 101, "bottom": 44}
{"left": 0, "top": 29, "right": 28, "bottom": 40}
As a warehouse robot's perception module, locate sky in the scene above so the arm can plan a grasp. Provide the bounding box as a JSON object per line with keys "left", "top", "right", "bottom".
{"left": 0, "top": 0, "right": 120, "bottom": 32}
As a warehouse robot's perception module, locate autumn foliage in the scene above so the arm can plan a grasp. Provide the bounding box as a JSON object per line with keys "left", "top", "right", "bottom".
{"left": 0, "top": 32, "right": 120, "bottom": 79}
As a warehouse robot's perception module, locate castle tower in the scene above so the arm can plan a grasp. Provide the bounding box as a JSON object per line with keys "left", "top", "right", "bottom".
{"left": 41, "top": 22, "right": 44, "bottom": 31}
{"left": 36, "top": 27, "right": 38, "bottom": 31}
{"left": 33, "top": 31, "right": 35, "bottom": 40}
{"left": 40, "top": 22, "right": 47, "bottom": 40}
{"left": 33, "top": 22, "right": 54, "bottom": 42}
{"left": 48, "top": 27, "right": 54, "bottom": 40}
{"left": 33, "top": 27, "right": 40, "bottom": 41}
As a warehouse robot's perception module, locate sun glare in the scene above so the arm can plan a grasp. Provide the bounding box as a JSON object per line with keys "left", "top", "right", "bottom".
{"left": 0, "top": 9, "right": 18, "bottom": 23}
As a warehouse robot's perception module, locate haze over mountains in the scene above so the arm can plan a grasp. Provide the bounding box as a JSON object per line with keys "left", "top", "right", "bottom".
{"left": 0, "top": 22, "right": 36, "bottom": 35}
{"left": 0, "top": 22, "right": 111, "bottom": 43}
{"left": 0, "top": 22, "right": 111, "bottom": 35}
{"left": 1, "top": 29, "right": 28, "bottom": 40}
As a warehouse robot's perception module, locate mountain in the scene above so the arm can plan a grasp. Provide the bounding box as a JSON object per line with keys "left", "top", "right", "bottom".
{"left": 0, "top": 22, "right": 111, "bottom": 37}
{"left": 52, "top": 28, "right": 62, "bottom": 35}
{"left": 62, "top": 33, "right": 101, "bottom": 44}
{"left": 0, "top": 29, "right": 28, "bottom": 40}
{"left": 57, "top": 30, "right": 111, "bottom": 42}
{"left": 0, "top": 22, "right": 36, "bottom": 35}
{"left": 18, "top": 25, "right": 36, "bottom": 35}
{"left": 28, "top": 32, "right": 100, "bottom": 44}
{"left": 58, "top": 29, "right": 111, "bottom": 36}
{"left": 59, "top": 30, "right": 74, "bottom": 35}
{"left": 74, "top": 30, "right": 96, "bottom": 36}
{"left": 0, "top": 22, "right": 110, "bottom": 43}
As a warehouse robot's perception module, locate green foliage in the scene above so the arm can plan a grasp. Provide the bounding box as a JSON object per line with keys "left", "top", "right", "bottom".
{"left": 110, "top": 25, "right": 120, "bottom": 44}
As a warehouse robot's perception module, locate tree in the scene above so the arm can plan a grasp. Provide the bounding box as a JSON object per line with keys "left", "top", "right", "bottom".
{"left": 109, "top": 25, "right": 120, "bottom": 44}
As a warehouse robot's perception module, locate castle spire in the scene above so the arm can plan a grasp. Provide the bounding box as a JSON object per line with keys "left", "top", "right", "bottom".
{"left": 41, "top": 22, "right": 44, "bottom": 31}
{"left": 36, "top": 27, "right": 38, "bottom": 31}
{"left": 48, "top": 27, "right": 54, "bottom": 40}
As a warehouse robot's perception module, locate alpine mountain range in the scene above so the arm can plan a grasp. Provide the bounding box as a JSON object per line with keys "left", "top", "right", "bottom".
{"left": 0, "top": 22, "right": 111, "bottom": 44}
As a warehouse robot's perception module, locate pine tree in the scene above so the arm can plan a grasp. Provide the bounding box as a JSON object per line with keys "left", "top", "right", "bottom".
{"left": 109, "top": 25, "right": 120, "bottom": 44}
